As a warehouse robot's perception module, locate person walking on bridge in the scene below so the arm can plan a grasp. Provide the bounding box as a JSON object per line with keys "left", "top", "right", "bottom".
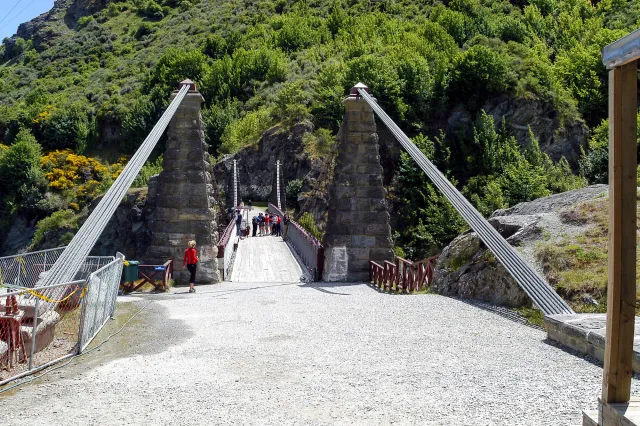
{"left": 183, "top": 240, "right": 199, "bottom": 294}
{"left": 252, "top": 214, "right": 259, "bottom": 237}
{"left": 258, "top": 212, "right": 265, "bottom": 236}
{"left": 264, "top": 212, "right": 271, "bottom": 235}
{"left": 235, "top": 210, "right": 243, "bottom": 236}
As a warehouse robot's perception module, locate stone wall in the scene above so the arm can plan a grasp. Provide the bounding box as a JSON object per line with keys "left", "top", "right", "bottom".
{"left": 146, "top": 85, "right": 220, "bottom": 284}
{"left": 323, "top": 88, "right": 393, "bottom": 282}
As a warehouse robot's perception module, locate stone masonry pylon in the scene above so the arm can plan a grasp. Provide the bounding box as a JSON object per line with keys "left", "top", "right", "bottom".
{"left": 323, "top": 83, "right": 394, "bottom": 282}
{"left": 147, "top": 80, "right": 220, "bottom": 284}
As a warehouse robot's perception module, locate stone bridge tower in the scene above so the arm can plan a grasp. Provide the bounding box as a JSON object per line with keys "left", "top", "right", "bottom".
{"left": 323, "top": 84, "right": 394, "bottom": 282}
{"left": 147, "top": 80, "right": 220, "bottom": 284}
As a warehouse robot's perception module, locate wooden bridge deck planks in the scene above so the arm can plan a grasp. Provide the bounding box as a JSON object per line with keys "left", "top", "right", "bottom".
{"left": 230, "top": 234, "right": 304, "bottom": 283}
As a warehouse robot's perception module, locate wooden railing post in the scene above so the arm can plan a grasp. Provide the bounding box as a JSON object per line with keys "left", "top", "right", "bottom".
{"left": 602, "top": 59, "right": 638, "bottom": 404}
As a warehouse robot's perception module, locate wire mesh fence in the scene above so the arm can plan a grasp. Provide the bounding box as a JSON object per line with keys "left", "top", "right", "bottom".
{"left": 79, "top": 256, "right": 124, "bottom": 352}
{"left": 0, "top": 255, "right": 124, "bottom": 386}
{"left": 0, "top": 248, "right": 114, "bottom": 290}
{"left": 0, "top": 247, "right": 66, "bottom": 289}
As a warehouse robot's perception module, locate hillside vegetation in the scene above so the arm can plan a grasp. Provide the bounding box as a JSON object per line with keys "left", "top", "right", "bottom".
{"left": 0, "top": 0, "right": 638, "bottom": 256}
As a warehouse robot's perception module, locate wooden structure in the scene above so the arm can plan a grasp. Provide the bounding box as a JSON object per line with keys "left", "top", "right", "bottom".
{"left": 585, "top": 28, "right": 640, "bottom": 425}
{"left": 0, "top": 309, "right": 25, "bottom": 369}
{"left": 121, "top": 259, "right": 174, "bottom": 293}
{"left": 369, "top": 256, "right": 437, "bottom": 293}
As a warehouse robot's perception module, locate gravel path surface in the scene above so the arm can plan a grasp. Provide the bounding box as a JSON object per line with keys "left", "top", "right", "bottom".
{"left": 2, "top": 281, "right": 637, "bottom": 425}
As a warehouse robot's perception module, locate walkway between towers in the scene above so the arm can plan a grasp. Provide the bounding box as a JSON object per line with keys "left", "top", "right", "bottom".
{"left": 228, "top": 205, "right": 308, "bottom": 283}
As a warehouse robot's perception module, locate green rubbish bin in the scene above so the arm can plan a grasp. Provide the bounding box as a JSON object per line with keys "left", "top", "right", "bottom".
{"left": 123, "top": 260, "right": 140, "bottom": 282}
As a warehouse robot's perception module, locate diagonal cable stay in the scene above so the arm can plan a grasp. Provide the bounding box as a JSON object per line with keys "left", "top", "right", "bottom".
{"left": 0, "top": 0, "right": 22, "bottom": 28}
{"left": 0, "top": 0, "right": 36, "bottom": 33}
{"left": 357, "top": 88, "right": 574, "bottom": 316}
{"left": 37, "top": 84, "right": 190, "bottom": 289}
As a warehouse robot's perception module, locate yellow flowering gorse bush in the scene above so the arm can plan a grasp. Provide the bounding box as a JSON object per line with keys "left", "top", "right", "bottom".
{"left": 32, "top": 105, "right": 56, "bottom": 124}
{"left": 40, "top": 150, "right": 124, "bottom": 203}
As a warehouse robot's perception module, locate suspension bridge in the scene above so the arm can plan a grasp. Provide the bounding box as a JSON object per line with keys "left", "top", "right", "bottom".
{"left": 1, "top": 28, "right": 640, "bottom": 424}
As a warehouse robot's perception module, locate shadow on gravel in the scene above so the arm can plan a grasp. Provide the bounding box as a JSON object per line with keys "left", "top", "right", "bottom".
{"left": 1, "top": 300, "right": 193, "bottom": 394}
{"left": 454, "top": 298, "right": 545, "bottom": 331}
{"left": 141, "top": 282, "right": 302, "bottom": 301}
{"left": 542, "top": 338, "right": 604, "bottom": 368}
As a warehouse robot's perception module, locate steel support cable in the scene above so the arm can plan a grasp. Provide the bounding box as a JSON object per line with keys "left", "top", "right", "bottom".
{"left": 38, "top": 100, "right": 176, "bottom": 288}
{"left": 366, "top": 97, "right": 570, "bottom": 315}
{"left": 372, "top": 108, "right": 566, "bottom": 315}
{"left": 43, "top": 93, "right": 185, "bottom": 287}
{"left": 38, "top": 85, "right": 190, "bottom": 288}
{"left": 41, "top": 97, "right": 181, "bottom": 288}
{"left": 0, "top": 1, "right": 22, "bottom": 27}
{"left": 357, "top": 89, "right": 573, "bottom": 315}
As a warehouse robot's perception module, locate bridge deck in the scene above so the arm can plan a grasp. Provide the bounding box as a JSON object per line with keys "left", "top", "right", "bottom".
{"left": 231, "top": 235, "right": 305, "bottom": 283}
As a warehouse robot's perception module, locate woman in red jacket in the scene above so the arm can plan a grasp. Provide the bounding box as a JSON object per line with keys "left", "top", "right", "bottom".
{"left": 183, "top": 240, "right": 199, "bottom": 293}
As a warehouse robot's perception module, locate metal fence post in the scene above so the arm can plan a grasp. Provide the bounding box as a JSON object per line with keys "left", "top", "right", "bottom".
{"left": 277, "top": 160, "right": 281, "bottom": 209}
{"left": 77, "top": 277, "right": 92, "bottom": 352}
{"left": 28, "top": 298, "right": 40, "bottom": 371}
{"left": 233, "top": 159, "right": 238, "bottom": 207}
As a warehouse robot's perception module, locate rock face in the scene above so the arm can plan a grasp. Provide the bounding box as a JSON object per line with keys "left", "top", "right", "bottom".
{"left": 323, "top": 90, "right": 394, "bottom": 282}
{"left": 213, "top": 122, "right": 315, "bottom": 206}
{"left": 14, "top": 0, "right": 112, "bottom": 51}
{"left": 445, "top": 97, "right": 589, "bottom": 169}
{"left": 146, "top": 86, "right": 220, "bottom": 284}
{"left": 91, "top": 188, "right": 153, "bottom": 259}
{"left": 433, "top": 185, "right": 608, "bottom": 306}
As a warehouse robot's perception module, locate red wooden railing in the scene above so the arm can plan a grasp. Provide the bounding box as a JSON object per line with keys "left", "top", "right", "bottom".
{"left": 369, "top": 255, "right": 438, "bottom": 293}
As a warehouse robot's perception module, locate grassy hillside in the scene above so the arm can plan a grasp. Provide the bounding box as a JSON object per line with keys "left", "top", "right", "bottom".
{"left": 0, "top": 0, "right": 638, "bottom": 256}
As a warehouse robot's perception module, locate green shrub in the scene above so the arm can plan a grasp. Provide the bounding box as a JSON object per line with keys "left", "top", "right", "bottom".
{"left": 140, "top": 0, "right": 164, "bottom": 19}
{"left": 298, "top": 211, "right": 323, "bottom": 241}
{"left": 219, "top": 108, "right": 273, "bottom": 154}
{"left": 272, "top": 81, "right": 311, "bottom": 126}
{"left": 135, "top": 22, "right": 154, "bottom": 40}
{"left": 30, "top": 210, "right": 79, "bottom": 250}
{"left": 132, "top": 155, "right": 163, "bottom": 187}
{"left": 302, "top": 128, "right": 334, "bottom": 158}
{"left": 285, "top": 179, "right": 303, "bottom": 210}
{"left": 35, "top": 104, "right": 91, "bottom": 152}
{"left": 77, "top": 16, "right": 96, "bottom": 29}
{"left": 0, "top": 129, "right": 43, "bottom": 202}
{"left": 147, "top": 49, "right": 208, "bottom": 93}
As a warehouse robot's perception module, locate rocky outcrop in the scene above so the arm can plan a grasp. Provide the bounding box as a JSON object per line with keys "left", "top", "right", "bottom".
{"left": 214, "top": 122, "right": 315, "bottom": 206}
{"left": 433, "top": 185, "right": 608, "bottom": 307}
{"left": 90, "top": 188, "right": 154, "bottom": 259}
{"left": 445, "top": 97, "right": 589, "bottom": 169}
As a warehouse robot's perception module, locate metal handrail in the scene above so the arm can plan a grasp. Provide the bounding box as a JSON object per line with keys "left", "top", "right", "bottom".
{"left": 268, "top": 203, "right": 324, "bottom": 280}
{"left": 216, "top": 219, "right": 238, "bottom": 280}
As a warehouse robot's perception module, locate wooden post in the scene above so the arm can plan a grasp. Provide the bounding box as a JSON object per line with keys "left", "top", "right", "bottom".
{"left": 602, "top": 60, "right": 638, "bottom": 404}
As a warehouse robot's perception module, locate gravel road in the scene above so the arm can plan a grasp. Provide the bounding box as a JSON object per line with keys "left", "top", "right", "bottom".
{"left": 2, "top": 281, "right": 636, "bottom": 425}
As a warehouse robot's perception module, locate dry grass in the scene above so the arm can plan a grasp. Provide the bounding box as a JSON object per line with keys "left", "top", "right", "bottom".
{"left": 536, "top": 197, "right": 640, "bottom": 314}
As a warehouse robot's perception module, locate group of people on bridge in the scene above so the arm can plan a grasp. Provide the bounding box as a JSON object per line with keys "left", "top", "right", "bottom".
{"left": 248, "top": 211, "right": 283, "bottom": 237}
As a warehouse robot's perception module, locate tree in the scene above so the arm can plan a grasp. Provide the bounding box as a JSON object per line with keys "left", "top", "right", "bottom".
{"left": 0, "top": 129, "right": 45, "bottom": 208}
{"left": 449, "top": 44, "right": 516, "bottom": 109}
